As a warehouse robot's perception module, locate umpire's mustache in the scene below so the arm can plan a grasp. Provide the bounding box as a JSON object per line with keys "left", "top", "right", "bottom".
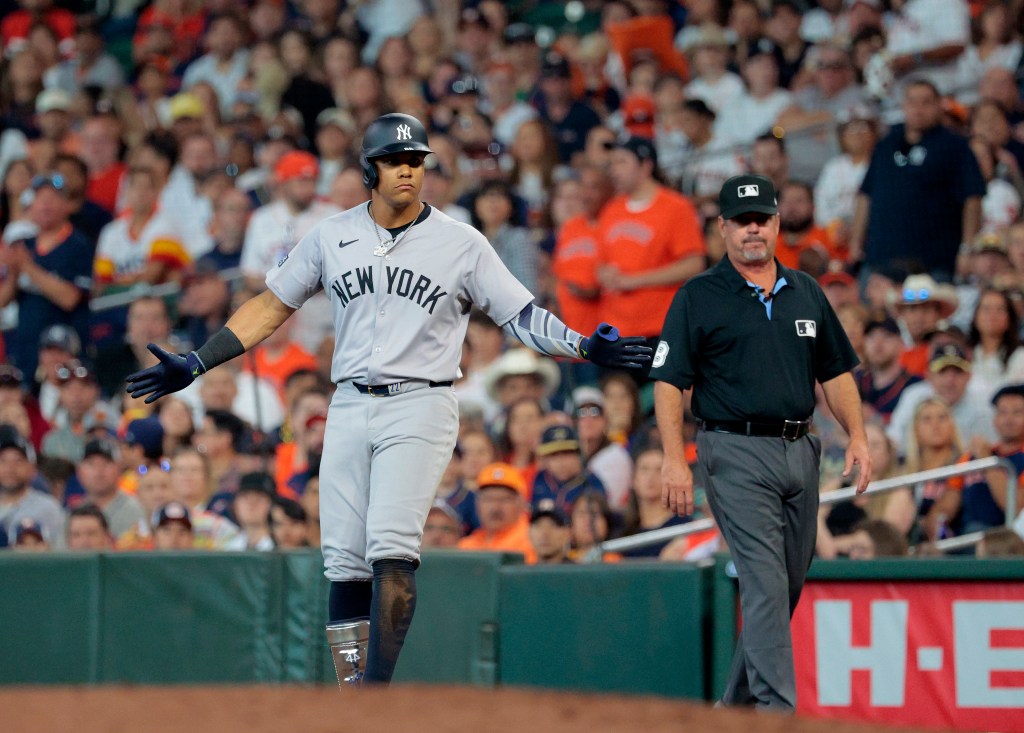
{"left": 743, "top": 237, "right": 767, "bottom": 244}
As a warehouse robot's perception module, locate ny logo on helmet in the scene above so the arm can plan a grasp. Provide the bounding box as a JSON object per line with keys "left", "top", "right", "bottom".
{"left": 738, "top": 184, "right": 759, "bottom": 198}
{"left": 396, "top": 124, "right": 412, "bottom": 141}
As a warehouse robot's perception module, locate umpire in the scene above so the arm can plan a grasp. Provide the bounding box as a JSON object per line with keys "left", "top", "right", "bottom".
{"left": 651, "top": 174, "right": 871, "bottom": 712}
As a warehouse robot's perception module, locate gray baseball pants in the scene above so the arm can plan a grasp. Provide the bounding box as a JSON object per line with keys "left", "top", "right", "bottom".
{"left": 320, "top": 380, "right": 459, "bottom": 581}
{"left": 695, "top": 429, "right": 821, "bottom": 713}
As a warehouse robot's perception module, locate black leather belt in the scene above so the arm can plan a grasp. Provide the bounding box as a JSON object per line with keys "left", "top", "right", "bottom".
{"left": 352, "top": 380, "right": 453, "bottom": 397}
{"left": 697, "top": 418, "right": 811, "bottom": 441}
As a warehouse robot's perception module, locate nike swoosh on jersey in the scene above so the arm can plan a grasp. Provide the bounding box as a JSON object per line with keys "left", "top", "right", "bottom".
{"left": 339, "top": 239, "right": 358, "bottom": 248}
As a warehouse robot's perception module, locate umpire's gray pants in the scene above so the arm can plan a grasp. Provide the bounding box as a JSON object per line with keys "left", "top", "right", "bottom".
{"left": 696, "top": 429, "right": 821, "bottom": 713}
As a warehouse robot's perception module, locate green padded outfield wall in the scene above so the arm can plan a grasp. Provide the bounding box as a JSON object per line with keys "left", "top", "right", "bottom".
{"left": 0, "top": 550, "right": 522, "bottom": 686}
{"left": 497, "top": 562, "right": 710, "bottom": 699}
{"left": 0, "top": 554, "right": 101, "bottom": 684}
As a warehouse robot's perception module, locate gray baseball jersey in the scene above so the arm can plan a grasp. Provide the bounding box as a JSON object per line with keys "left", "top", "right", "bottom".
{"left": 266, "top": 203, "right": 533, "bottom": 384}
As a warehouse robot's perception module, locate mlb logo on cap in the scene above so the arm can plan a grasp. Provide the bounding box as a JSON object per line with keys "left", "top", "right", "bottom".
{"left": 719, "top": 174, "right": 779, "bottom": 220}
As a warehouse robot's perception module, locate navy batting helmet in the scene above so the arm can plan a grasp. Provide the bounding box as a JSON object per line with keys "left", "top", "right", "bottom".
{"left": 359, "top": 113, "right": 433, "bottom": 189}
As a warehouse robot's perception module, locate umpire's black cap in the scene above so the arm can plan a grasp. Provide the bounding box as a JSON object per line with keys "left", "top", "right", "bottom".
{"left": 719, "top": 174, "right": 778, "bottom": 220}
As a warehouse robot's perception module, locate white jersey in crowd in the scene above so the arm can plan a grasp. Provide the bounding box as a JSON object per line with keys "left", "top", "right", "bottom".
{"left": 954, "top": 40, "right": 1023, "bottom": 105}
{"left": 886, "top": 0, "right": 970, "bottom": 95}
{"left": 265, "top": 203, "right": 533, "bottom": 385}
{"left": 159, "top": 166, "right": 214, "bottom": 259}
{"left": 714, "top": 89, "right": 793, "bottom": 146}
{"left": 241, "top": 199, "right": 341, "bottom": 279}
{"left": 94, "top": 210, "right": 189, "bottom": 282}
{"left": 813, "top": 155, "right": 869, "bottom": 229}
{"left": 685, "top": 73, "right": 745, "bottom": 114}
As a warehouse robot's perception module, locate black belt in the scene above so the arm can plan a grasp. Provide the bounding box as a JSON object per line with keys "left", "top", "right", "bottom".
{"left": 352, "top": 380, "right": 453, "bottom": 397}
{"left": 697, "top": 418, "right": 811, "bottom": 441}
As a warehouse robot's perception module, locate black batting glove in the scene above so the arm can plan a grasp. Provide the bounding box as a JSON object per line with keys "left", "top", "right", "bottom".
{"left": 579, "top": 323, "right": 653, "bottom": 370}
{"left": 125, "top": 343, "right": 205, "bottom": 404}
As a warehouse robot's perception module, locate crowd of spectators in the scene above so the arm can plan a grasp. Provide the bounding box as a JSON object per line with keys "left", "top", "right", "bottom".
{"left": 1, "top": 0, "right": 1024, "bottom": 562}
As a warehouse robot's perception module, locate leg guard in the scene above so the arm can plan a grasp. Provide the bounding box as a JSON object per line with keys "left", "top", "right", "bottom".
{"left": 363, "top": 558, "right": 417, "bottom": 685}
{"left": 326, "top": 618, "right": 370, "bottom": 688}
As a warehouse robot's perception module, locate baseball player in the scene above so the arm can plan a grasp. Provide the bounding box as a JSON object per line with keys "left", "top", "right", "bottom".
{"left": 126, "top": 113, "right": 652, "bottom": 687}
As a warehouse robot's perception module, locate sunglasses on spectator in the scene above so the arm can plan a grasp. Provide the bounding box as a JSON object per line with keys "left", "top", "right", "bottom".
{"left": 30, "top": 174, "right": 66, "bottom": 192}
{"left": 57, "top": 364, "right": 91, "bottom": 381}
{"left": 902, "top": 288, "right": 932, "bottom": 303}
{"left": 574, "top": 406, "right": 603, "bottom": 418}
{"left": 137, "top": 459, "right": 172, "bottom": 475}
{"left": 817, "top": 61, "right": 846, "bottom": 71}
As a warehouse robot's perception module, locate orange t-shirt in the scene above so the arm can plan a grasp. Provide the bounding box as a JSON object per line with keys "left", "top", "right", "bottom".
{"left": 775, "top": 226, "right": 837, "bottom": 270}
{"left": 596, "top": 188, "right": 705, "bottom": 337}
{"left": 457, "top": 514, "right": 538, "bottom": 564}
{"left": 88, "top": 163, "right": 126, "bottom": 215}
{"left": 247, "top": 343, "right": 318, "bottom": 398}
{"left": 551, "top": 215, "right": 602, "bottom": 336}
{"left": 900, "top": 343, "right": 929, "bottom": 378}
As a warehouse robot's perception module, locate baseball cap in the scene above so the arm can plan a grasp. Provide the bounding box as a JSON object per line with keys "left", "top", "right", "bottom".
{"left": 818, "top": 271, "right": 856, "bottom": 288}
{"left": 315, "top": 107, "right": 356, "bottom": 134}
{"left": 476, "top": 462, "right": 528, "bottom": 499}
{"left": 0, "top": 425, "right": 30, "bottom": 457}
{"left": 622, "top": 95, "right": 656, "bottom": 139}
{"left": 504, "top": 22, "right": 535, "bottom": 45}
{"left": 571, "top": 386, "right": 605, "bottom": 413}
{"left": 153, "top": 501, "right": 192, "bottom": 530}
{"left": 36, "top": 89, "right": 72, "bottom": 114}
{"left": 682, "top": 98, "right": 716, "bottom": 121}
{"left": 124, "top": 417, "right": 165, "bottom": 461}
{"left": 992, "top": 383, "right": 1024, "bottom": 405}
{"left": 929, "top": 344, "right": 972, "bottom": 374}
{"left": 274, "top": 150, "right": 318, "bottom": 182}
{"left": 14, "top": 517, "right": 45, "bottom": 543}
{"left": 537, "top": 425, "right": 580, "bottom": 457}
{"left": 237, "top": 471, "right": 276, "bottom": 497}
{"left": 612, "top": 134, "right": 658, "bottom": 166}
{"left": 83, "top": 437, "right": 119, "bottom": 462}
{"left": 972, "top": 232, "right": 1009, "bottom": 256}
{"left": 39, "top": 324, "right": 81, "bottom": 355}
{"left": 168, "top": 92, "right": 205, "bottom": 122}
{"left": 541, "top": 52, "right": 571, "bottom": 79}
{"left": 863, "top": 315, "right": 901, "bottom": 337}
{"left": 746, "top": 38, "right": 779, "bottom": 61}
{"left": 719, "top": 174, "right": 778, "bottom": 220}
{"left": 530, "top": 498, "right": 568, "bottom": 526}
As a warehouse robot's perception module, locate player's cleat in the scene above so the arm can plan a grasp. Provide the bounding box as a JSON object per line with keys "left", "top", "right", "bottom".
{"left": 326, "top": 619, "right": 370, "bottom": 687}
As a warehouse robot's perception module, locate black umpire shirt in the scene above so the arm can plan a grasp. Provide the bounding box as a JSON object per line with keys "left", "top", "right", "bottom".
{"left": 650, "top": 255, "right": 859, "bottom": 422}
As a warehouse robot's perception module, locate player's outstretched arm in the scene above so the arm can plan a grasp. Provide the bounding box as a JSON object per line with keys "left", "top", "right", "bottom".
{"left": 501, "top": 304, "right": 653, "bottom": 370}
{"left": 126, "top": 289, "right": 295, "bottom": 404}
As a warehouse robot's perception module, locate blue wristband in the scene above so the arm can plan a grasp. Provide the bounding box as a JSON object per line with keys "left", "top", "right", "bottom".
{"left": 185, "top": 351, "right": 206, "bottom": 378}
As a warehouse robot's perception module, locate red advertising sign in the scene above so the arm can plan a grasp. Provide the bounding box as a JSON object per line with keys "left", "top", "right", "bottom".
{"left": 793, "top": 582, "right": 1024, "bottom": 731}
